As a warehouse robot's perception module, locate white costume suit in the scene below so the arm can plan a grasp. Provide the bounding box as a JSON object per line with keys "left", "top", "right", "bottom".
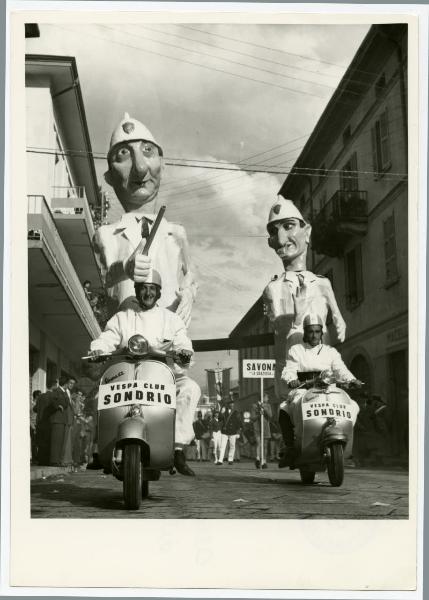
{"left": 263, "top": 271, "right": 346, "bottom": 402}
{"left": 93, "top": 213, "right": 197, "bottom": 317}
{"left": 90, "top": 306, "right": 200, "bottom": 446}
{"left": 280, "top": 342, "right": 359, "bottom": 438}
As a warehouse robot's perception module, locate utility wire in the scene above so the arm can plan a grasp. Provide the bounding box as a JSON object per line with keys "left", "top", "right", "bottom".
{"left": 139, "top": 25, "right": 344, "bottom": 81}
{"left": 103, "top": 24, "right": 337, "bottom": 91}
{"left": 179, "top": 24, "right": 379, "bottom": 78}
{"left": 54, "top": 25, "right": 329, "bottom": 100}
{"left": 140, "top": 24, "right": 379, "bottom": 93}
{"left": 26, "top": 147, "right": 408, "bottom": 179}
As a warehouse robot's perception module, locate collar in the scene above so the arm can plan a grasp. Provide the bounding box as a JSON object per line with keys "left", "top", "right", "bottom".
{"left": 303, "top": 342, "right": 323, "bottom": 350}
{"left": 282, "top": 270, "right": 317, "bottom": 283}
{"left": 113, "top": 212, "right": 156, "bottom": 234}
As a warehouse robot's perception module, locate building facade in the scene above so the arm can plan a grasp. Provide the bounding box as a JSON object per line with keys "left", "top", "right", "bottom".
{"left": 26, "top": 54, "right": 102, "bottom": 395}
{"left": 230, "top": 24, "right": 408, "bottom": 460}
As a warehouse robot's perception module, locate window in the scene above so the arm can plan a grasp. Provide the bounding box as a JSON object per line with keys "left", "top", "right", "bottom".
{"left": 340, "top": 152, "right": 358, "bottom": 192}
{"left": 383, "top": 212, "right": 399, "bottom": 286}
{"left": 344, "top": 244, "right": 364, "bottom": 310}
{"left": 371, "top": 107, "right": 391, "bottom": 176}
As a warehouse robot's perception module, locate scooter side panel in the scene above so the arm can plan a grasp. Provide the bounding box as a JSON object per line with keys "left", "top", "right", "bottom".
{"left": 98, "top": 360, "right": 136, "bottom": 466}
{"left": 135, "top": 362, "right": 176, "bottom": 470}
{"left": 300, "top": 388, "right": 356, "bottom": 465}
{"left": 98, "top": 360, "right": 176, "bottom": 470}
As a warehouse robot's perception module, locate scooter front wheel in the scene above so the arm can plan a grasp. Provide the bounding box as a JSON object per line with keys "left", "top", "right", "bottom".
{"left": 123, "top": 444, "right": 142, "bottom": 509}
{"left": 326, "top": 442, "right": 344, "bottom": 487}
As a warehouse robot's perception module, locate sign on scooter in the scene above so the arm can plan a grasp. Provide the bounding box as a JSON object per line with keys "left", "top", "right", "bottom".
{"left": 98, "top": 378, "right": 176, "bottom": 411}
{"left": 302, "top": 397, "right": 353, "bottom": 421}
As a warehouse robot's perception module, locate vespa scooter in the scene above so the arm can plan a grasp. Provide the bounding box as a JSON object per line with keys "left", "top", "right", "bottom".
{"left": 84, "top": 336, "right": 186, "bottom": 510}
{"left": 288, "top": 371, "right": 361, "bottom": 487}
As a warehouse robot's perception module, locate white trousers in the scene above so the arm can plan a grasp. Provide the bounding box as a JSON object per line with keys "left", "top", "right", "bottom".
{"left": 219, "top": 433, "right": 239, "bottom": 462}
{"left": 175, "top": 374, "right": 201, "bottom": 446}
{"left": 212, "top": 430, "right": 222, "bottom": 461}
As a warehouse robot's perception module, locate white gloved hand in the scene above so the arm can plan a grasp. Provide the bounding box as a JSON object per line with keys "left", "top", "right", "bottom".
{"left": 336, "top": 319, "right": 346, "bottom": 343}
{"left": 125, "top": 254, "right": 152, "bottom": 282}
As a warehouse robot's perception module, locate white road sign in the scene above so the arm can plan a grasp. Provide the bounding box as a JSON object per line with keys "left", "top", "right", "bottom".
{"left": 242, "top": 359, "right": 276, "bottom": 378}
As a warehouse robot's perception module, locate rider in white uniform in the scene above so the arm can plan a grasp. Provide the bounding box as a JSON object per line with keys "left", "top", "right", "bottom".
{"left": 278, "top": 313, "right": 361, "bottom": 466}
{"left": 89, "top": 270, "right": 200, "bottom": 476}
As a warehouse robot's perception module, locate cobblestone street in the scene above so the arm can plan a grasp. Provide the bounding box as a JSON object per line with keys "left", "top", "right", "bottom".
{"left": 31, "top": 460, "right": 409, "bottom": 519}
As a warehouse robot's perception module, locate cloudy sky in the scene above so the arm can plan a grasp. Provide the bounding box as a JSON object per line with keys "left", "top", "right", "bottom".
{"left": 26, "top": 20, "right": 370, "bottom": 389}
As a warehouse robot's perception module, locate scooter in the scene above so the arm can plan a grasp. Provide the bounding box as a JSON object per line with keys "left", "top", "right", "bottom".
{"left": 288, "top": 371, "right": 361, "bottom": 487}
{"left": 83, "top": 334, "right": 183, "bottom": 510}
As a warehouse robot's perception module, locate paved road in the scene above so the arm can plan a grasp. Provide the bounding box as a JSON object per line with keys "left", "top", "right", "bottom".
{"left": 31, "top": 460, "right": 408, "bottom": 519}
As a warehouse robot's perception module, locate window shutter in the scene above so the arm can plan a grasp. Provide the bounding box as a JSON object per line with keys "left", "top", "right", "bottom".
{"left": 371, "top": 125, "right": 379, "bottom": 179}
{"left": 355, "top": 244, "right": 364, "bottom": 302}
{"left": 380, "top": 108, "right": 391, "bottom": 169}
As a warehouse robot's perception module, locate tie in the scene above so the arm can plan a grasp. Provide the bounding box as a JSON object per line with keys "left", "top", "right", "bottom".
{"left": 141, "top": 217, "right": 151, "bottom": 240}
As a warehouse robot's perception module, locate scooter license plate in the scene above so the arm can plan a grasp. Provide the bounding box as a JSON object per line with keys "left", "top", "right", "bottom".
{"left": 302, "top": 398, "right": 353, "bottom": 421}
{"left": 98, "top": 379, "right": 176, "bottom": 411}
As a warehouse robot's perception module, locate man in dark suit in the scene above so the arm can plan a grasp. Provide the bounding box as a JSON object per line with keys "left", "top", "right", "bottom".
{"left": 35, "top": 380, "right": 58, "bottom": 465}
{"left": 49, "top": 376, "right": 76, "bottom": 466}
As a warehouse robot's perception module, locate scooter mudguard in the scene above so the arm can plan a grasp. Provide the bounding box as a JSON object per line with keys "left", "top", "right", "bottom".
{"left": 300, "top": 387, "right": 355, "bottom": 467}
{"left": 98, "top": 359, "right": 176, "bottom": 471}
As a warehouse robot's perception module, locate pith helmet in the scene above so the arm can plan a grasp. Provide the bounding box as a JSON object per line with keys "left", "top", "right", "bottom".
{"left": 108, "top": 112, "right": 163, "bottom": 158}
{"left": 303, "top": 313, "right": 324, "bottom": 328}
{"left": 134, "top": 268, "right": 162, "bottom": 290}
{"left": 267, "top": 197, "right": 306, "bottom": 230}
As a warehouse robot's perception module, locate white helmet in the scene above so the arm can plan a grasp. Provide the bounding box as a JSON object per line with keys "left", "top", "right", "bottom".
{"left": 108, "top": 112, "right": 163, "bottom": 158}
{"left": 303, "top": 313, "right": 324, "bottom": 328}
{"left": 267, "top": 197, "right": 306, "bottom": 230}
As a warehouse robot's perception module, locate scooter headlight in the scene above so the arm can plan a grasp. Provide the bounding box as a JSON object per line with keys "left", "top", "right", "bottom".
{"left": 320, "top": 370, "right": 334, "bottom": 385}
{"left": 128, "top": 334, "right": 149, "bottom": 356}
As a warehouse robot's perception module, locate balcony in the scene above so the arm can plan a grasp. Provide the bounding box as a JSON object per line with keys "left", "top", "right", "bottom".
{"left": 27, "top": 195, "right": 101, "bottom": 357}
{"left": 311, "top": 190, "right": 368, "bottom": 257}
{"left": 48, "top": 186, "right": 102, "bottom": 288}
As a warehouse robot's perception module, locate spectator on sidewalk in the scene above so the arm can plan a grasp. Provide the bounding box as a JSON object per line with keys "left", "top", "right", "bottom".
{"left": 210, "top": 409, "right": 222, "bottom": 463}
{"left": 30, "top": 390, "right": 40, "bottom": 463}
{"left": 192, "top": 411, "right": 210, "bottom": 461}
{"left": 49, "top": 376, "right": 76, "bottom": 466}
{"left": 218, "top": 393, "right": 242, "bottom": 465}
{"left": 269, "top": 418, "right": 282, "bottom": 462}
{"left": 35, "top": 380, "right": 58, "bottom": 466}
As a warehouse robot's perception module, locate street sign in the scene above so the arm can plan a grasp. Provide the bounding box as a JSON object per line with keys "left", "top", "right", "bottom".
{"left": 242, "top": 359, "right": 276, "bottom": 378}
{"left": 242, "top": 358, "right": 276, "bottom": 466}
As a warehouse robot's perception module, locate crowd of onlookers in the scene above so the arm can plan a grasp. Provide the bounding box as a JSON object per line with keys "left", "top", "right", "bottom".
{"left": 30, "top": 376, "right": 96, "bottom": 468}
{"left": 83, "top": 280, "right": 111, "bottom": 329}
{"left": 190, "top": 393, "right": 283, "bottom": 469}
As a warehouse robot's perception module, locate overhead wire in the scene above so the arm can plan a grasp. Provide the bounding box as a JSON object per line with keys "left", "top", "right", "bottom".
{"left": 178, "top": 24, "right": 381, "bottom": 78}
{"left": 100, "top": 24, "right": 338, "bottom": 92}
{"left": 53, "top": 25, "right": 331, "bottom": 100}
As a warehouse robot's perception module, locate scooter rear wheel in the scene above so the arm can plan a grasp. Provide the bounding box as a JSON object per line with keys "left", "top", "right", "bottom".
{"left": 299, "top": 470, "right": 316, "bottom": 485}
{"left": 327, "top": 442, "right": 344, "bottom": 487}
{"left": 123, "top": 444, "right": 142, "bottom": 509}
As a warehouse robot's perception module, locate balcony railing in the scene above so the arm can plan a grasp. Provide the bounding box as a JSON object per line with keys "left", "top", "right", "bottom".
{"left": 312, "top": 190, "right": 368, "bottom": 257}
{"left": 27, "top": 195, "right": 101, "bottom": 338}
{"left": 50, "top": 185, "right": 96, "bottom": 237}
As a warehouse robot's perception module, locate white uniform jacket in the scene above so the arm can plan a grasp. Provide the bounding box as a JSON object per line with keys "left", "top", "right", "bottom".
{"left": 93, "top": 212, "right": 197, "bottom": 313}
{"left": 282, "top": 343, "right": 355, "bottom": 384}
{"left": 263, "top": 271, "right": 346, "bottom": 341}
{"left": 90, "top": 306, "right": 193, "bottom": 357}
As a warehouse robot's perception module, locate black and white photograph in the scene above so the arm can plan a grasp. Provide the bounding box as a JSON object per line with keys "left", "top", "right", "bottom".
{"left": 4, "top": 2, "right": 424, "bottom": 593}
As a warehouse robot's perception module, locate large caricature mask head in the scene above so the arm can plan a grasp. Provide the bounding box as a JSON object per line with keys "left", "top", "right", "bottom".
{"left": 104, "top": 113, "right": 164, "bottom": 212}
{"left": 267, "top": 198, "right": 311, "bottom": 269}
